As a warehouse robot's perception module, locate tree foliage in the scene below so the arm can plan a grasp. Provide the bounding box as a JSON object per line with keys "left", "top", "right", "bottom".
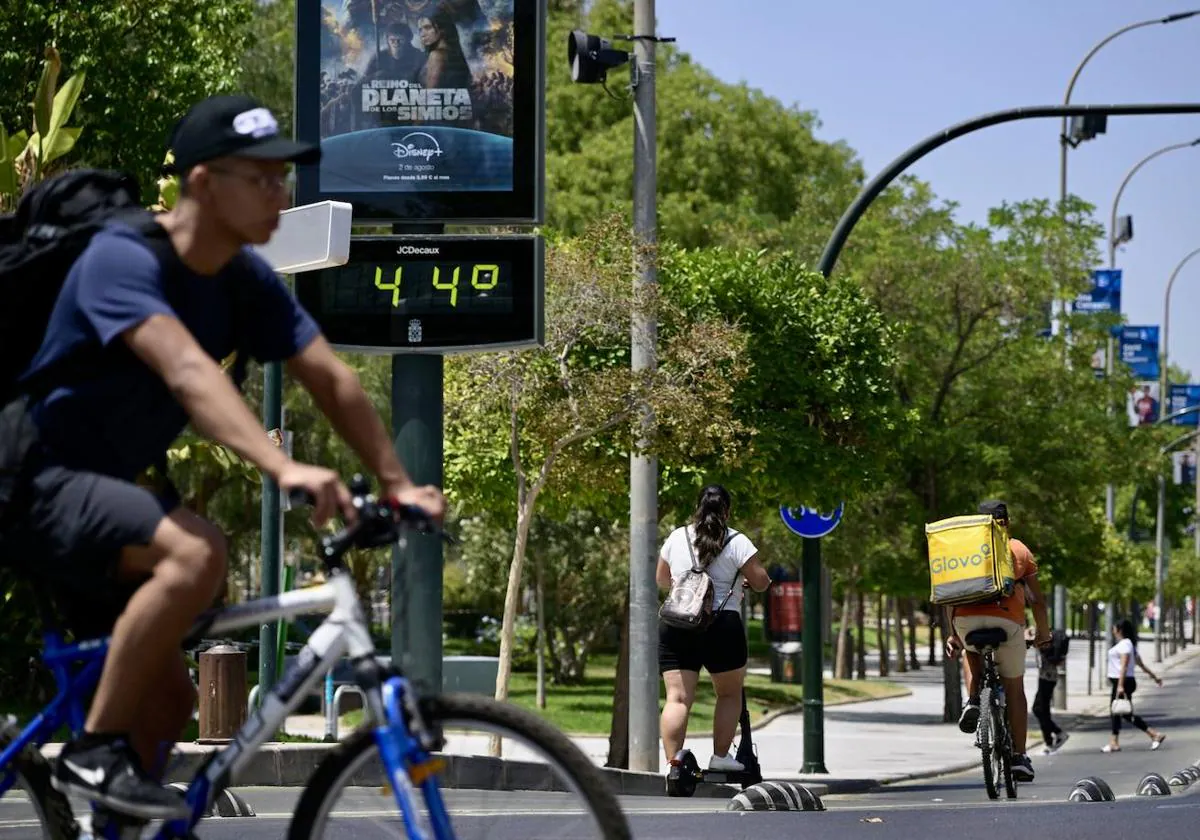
{"left": 446, "top": 217, "right": 750, "bottom": 705}
{"left": 0, "top": 0, "right": 256, "bottom": 200}
{"left": 545, "top": 0, "right": 863, "bottom": 255}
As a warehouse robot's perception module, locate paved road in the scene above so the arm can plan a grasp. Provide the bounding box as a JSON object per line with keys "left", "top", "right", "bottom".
{"left": 6, "top": 787, "right": 1199, "bottom": 839}
{"left": 4, "top": 648, "right": 1197, "bottom": 838}
{"left": 824, "top": 646, "right": 1200, "bottom": 807}
{"left": 5, "top": 774, "right": 1200, "bottom": 839}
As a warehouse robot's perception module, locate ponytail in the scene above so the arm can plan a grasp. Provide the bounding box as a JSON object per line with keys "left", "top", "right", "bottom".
{"left": 691, "top": 484, "right": 731, "bottom": 566}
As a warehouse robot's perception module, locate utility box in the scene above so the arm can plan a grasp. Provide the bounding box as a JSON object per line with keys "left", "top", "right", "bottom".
{"left": 442, "top": 655, "right": 500, "bottom": 695}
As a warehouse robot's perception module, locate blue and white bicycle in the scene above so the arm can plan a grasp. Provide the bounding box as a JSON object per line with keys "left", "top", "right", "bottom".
{"left": 0, "top": 476, "right": 631, "bottom": 840}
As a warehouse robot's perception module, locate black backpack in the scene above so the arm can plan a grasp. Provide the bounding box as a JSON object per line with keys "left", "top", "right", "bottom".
{"left": 1048, "top": 628, "right": 1070, "bottom": 665}
{"left": 0, "top": 169, "right": 261, "bottom": 533}
{"left": 0, "top": 170, "right": 159, "bottom": 525}
{"left": 0, "top": 168, "right": 158, "bottom": 406}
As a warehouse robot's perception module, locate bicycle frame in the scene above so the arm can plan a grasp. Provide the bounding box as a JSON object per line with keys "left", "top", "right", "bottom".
{"left": 0, "top": 568, "right": 450, "bottom": 839}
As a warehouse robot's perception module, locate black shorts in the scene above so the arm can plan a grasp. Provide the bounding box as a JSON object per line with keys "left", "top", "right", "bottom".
{"left": 658, "top": 610, "right": 748, "bottom": 675}
{"left": 17, "top": 464, "right": 177, "bottom": 639}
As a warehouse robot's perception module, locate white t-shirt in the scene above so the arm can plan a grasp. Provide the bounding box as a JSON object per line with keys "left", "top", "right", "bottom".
{"left": 1107, "top": 637, "right": 1136, "bottom": 679}
{"left": 660, "top": 525, "right": 758, "bottom": 611}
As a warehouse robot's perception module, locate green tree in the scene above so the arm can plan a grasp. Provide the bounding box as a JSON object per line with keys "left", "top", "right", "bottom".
{"left": 0, "top": 0, "right": 256, "bottom": 200}
{"left": 0, "top": 45, "right": 87, "bottom": 210}
{"left": 240, "top": 0, "right": 297, "bottom": 134}
{"left": 445, "top": 218, "right": 750, "bottom": 715}
{"left": 546, "top": 0, "right": 863, "bottom": 254}
{"left": 842, "top": 189, "right": 1147, "bottom": 718}
{"left": 659, "top": 244, "right": 905, "bottom": 515}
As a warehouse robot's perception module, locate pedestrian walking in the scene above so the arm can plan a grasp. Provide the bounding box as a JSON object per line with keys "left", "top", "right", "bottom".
{"left": 1026, "top": 626, "right": 1068, "bottom": 754}
{"left": 1104, "top": 618, "right": 1167, "bottom": 753}
{"left": 656, "top": 485, "right": 771, "bottom": 771}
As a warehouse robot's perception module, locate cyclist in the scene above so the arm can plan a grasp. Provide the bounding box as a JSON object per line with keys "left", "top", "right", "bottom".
{"left": 2, "top": 94, "right": 445, "bottom": 819}
{"left": 943, "top": 500, "right": 1050, "bottom": 783}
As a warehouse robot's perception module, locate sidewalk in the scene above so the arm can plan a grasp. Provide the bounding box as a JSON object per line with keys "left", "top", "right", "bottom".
{"left": 282, "top": 640, "right": 1200, "bottom": 790}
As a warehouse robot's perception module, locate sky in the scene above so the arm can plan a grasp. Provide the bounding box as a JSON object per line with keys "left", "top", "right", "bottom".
{"left": 654, "top": 0, "right": 1200, "bottom": 380}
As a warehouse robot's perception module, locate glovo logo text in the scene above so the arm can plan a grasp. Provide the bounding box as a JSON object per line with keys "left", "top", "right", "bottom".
{"left": 931, "top": 543, "right": 990, "bottom": 575}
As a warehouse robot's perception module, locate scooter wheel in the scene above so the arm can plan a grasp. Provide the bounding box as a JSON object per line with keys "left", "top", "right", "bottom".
{"left": 666, "top": 772, "right": 697, "bottom": 797}
{"left": 666, "top": 750, "right": 701, "bottom": 797}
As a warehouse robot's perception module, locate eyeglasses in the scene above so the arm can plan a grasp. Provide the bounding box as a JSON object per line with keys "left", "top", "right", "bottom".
{"left": 207, "top": 166, "right": 295, "bottom": 193}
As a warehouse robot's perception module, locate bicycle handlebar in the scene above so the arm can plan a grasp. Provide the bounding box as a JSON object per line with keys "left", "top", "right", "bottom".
{"left": 287, "top": 475, "right": 455, "bottom": 569}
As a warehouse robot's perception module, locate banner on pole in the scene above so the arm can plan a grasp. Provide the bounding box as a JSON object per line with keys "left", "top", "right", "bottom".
{"left": 1118, "top": 325, "right": 1159, "bottom": 380}
{"left": 1075, "top": 269, "right": 1122, "bottom": 314}
{"left": 1168, "top": 384, "right": 1200, "bottom": 426}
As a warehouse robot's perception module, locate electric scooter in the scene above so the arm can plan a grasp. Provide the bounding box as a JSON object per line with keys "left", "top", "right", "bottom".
{"left": 665, "top": 689, "right": 762, "bottom": 797}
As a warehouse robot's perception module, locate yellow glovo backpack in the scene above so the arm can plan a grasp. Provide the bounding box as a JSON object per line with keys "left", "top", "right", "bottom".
{"left": 925, "top": 513, "right": 1017, "bottom": 606}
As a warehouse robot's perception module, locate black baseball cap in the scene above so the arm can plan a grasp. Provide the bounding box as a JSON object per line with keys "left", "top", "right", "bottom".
{"left": 978, "top": 500, "right": 1009, "bottom": 520}
{"left": 165, "top": 94, "right": 320, "bottom": 174}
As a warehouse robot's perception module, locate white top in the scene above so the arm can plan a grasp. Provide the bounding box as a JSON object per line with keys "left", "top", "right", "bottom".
{"left": 660, "top": 525, "right": 758, "bottom": 611}
{"left": 1107, "top": 637, "right": 1136, "bottom": 679}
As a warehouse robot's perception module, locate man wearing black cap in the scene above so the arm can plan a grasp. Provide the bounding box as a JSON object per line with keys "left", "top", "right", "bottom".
{"left": 18, "top": 95, "right": 445, "bottom": 819}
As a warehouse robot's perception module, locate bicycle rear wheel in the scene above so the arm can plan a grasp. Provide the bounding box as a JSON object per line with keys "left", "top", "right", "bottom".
{"left": 995, "top": 701, "right": 1016, "bottom": 800}
{"left": 977, "top": 688, "right": 999, "bottom": 801}
{"left": 288, "top": 693, "right": 632, "bottom": 840}
{"left": 0, "top": 724, "right": 77, "bottom": 840}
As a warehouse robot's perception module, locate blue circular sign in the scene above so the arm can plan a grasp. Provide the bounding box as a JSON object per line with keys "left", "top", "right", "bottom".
{"left": 779, "top": 503, "right": 845, "bottom": 539}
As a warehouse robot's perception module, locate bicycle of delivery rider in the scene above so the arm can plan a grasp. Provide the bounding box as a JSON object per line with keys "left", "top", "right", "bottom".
{"left": 0, "top": 475, "right": 632, "bottom": 840}
{"left": 963, "top": 627, "right": 1032, "bottom": 801}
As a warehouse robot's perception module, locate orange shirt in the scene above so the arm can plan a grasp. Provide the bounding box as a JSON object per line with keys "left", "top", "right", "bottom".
{"left": 954, "top": 538, "right": 1036, "bottom": 625}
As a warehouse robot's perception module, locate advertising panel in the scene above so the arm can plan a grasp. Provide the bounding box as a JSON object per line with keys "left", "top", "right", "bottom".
{"left": 296, "top": 0, "right": 544, "bottom": 222}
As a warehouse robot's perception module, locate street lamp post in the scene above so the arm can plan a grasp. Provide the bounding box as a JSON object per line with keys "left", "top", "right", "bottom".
{"left": 1093, "top": 138, "right": 1200, "bottom": 688}
{"left": 1055, "top": 10, "right": 1200, "bottom": 709}
{"left": 1060, "top": 11, "right": 1200, "bottom": 210}
{"left": 1155, "top": 246, "right": 1200, "bottom": 662}
{"left": 1108, "top": 140, "right": 1200, "bottom": 270}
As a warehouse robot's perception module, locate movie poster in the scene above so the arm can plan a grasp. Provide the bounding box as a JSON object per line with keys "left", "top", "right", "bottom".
{"left": 1128, "top": 381, "right": 1160, "bottom": 427}
{"left": 317, "top": 0, "right": 516, "bottom": 193}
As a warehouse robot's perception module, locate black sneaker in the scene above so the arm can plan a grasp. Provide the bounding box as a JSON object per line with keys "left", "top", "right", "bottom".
{"left": 1011, "top": 753, "right": 1035, "bottom": 783}
{"left": 958, "top": 700, "right": 980, "bottom": 734}
{"left": 51, "top": 735, "right": 190, "bottom": 821}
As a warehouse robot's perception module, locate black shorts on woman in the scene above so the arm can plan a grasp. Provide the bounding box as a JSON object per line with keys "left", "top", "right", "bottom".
{"left": 658, "top": 610, "right": 748, "bottom": 675}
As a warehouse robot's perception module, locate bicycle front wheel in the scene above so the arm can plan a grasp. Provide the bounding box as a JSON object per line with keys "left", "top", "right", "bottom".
{"left": 288, "top": 693, "right": 631, "bottom": 840}
{"left": 0, "top": 725, "right": 77, "bottom": 840}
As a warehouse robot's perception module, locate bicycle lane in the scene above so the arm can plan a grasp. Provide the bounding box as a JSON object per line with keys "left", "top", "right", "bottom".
{"left": 276, "top": 639, "right": 1200, "bottom": 795}
{"left": 554, "top": 640, "right": 1200, "bottom": 791}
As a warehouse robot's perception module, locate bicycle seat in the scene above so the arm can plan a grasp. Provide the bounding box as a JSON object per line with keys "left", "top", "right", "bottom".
{"left": 965, "top": 628, "right": 1008, "bottom": 649}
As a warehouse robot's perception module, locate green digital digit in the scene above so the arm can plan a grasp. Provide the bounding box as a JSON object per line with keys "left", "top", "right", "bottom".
{"left": 471, "top": 263, "right": 500, "bottom": 290}
{"left": 374, "top": 265, "right": 401, "bottom": 307}
{"left": 432, "top": 265, "right": 459, "bottom": 307}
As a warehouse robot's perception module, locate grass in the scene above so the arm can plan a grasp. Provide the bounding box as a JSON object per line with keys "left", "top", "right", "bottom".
{"left": 342, "top": 653, "right": 909, "bottom": 736}
{"left": 744, "top": 618, "right": 935, "bottom": 660}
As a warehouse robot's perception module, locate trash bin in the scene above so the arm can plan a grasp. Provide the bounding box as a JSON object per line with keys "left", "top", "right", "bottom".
{"left": 769, "top": 641, "right": 803, "bottom": 684}
{"left": 766, "top": 581, "right": 803, "bottom": 642}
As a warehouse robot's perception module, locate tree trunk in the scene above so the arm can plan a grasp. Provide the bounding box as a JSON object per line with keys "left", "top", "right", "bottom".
{"left": 893, "top": 596, "right": 907, "bottom": 673}
{"left": 927, "top": 601, "right": 937, "bottom": 666}
{"left": 877, "top": 594, "right": 889, "bottom": 678}
{"left": 941, "top": 610, "right": 962, "bottom": 723}
{"left": 834, "top": 578, "right": 854, "bottom": 680}
{"left": 855, "top": 589, "right": 866, "bottom": 680}
{"left": 535, "top": 550, "right": 547, "bottom": 709}
{"left": 606, "top": 593, "right": 631, "bottom": 768}
{"left": 905, "top": 598, "right": 920, "bottom": 670}
{"left": 492, "top": 496, "right": 537, "bottom": 756}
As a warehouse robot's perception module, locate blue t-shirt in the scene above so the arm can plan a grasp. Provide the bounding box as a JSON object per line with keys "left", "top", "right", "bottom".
{"left": 22, "top": 222, "right": 320, "bottom": 480}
